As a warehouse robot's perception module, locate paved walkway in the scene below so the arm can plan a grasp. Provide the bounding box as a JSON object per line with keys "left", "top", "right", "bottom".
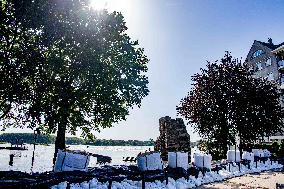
{"left": 198, "top": 171, "right": 284, "bottom": 189}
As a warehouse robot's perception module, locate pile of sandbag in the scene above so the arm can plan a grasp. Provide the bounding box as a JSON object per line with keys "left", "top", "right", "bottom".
{"left": 137, "top": 152, "right": 163, "bottom": 171}
{"left": 192, "top": 152, "right": 212, "bottom": 169}
{"left": 263, "top": 149, "right": 271, "bottom": 157}
{"left": 242, "top": 151, "right": 254, "bottom": 162}
{"left": 252, "top": 149, "right": 271, "bottom": 158}
{"left": 227, "top": 150, "right": 241, "bottom": 162}
{"left": 168, "top": 152, "right": 188, "bottom": 170}
{"left": 54, "top": 150, "right": 90, "bottom": 172}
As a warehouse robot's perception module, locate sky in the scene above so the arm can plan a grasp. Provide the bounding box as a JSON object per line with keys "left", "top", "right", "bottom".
{"left": 5, "top": 0, "right": 284, "bottom": 142}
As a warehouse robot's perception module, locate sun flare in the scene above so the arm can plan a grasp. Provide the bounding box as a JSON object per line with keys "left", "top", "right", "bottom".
{"left": 89, "top": 0, "right": 108, "bottom": 10}
{"left": 89, "top": 0, "right": 131, "bottom": 13}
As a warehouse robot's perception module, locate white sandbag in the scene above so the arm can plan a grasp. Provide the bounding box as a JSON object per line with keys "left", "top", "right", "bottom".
{"left": 250, "top": 152, "right": 255, "bottom": 162}
{"left": 193, "top": 153, "right": 212, "bottom": 169}
{"left": 242, "top": 151, "right": 254, "bottom": 162}
{"left": 62, "top": 152, "right": 90, "bottom": 171}
{"left": 176, "top": 152, "right": 188, "bottom": 170}
{"left": 153, "top": 153, "right": 163, "bottom": 170}
{"left": 203, "top": 154, "right": 212, "bottom": 169}
{"left": 137, "top": 152, "right": 163, "bottom": 171}
{"left": 227, "top": 150, "right": 240, "bottom": 162}
{"left": 58, "top": 182, "right": 68, "bottom": 189}
{"left": 191, "top": 150, "right": 202, "bottom": 163}
{"left": 242, "top": 151, "right": 250, "bottom": 160}
{"left": 54, "top": 150, "right": 67, "bottom": 172}
{"left": 263, "top": 149, "right": 271, "bottom": 157}
{"left": 168, "top": 152, "right": 188, "bottom": 170}
{"left": 54, "top": 150, "right": 90, "bottom": 172}
{"left": 137, "top": 156, "right": 147, "bottom": 171}
{"left": 193, "top": 153, "right": 203, "bottom": 168}
{"left": 252, "top": 149, "right": 264, "bottom": 157}
{"left": 168, "top": 152, "right": 177, "bottom": 169}
{"left": 191, "top": 152, "right": 203, "bottom": 165}
{"left": 147, "top": 153, "right": 163, "bottom": 170}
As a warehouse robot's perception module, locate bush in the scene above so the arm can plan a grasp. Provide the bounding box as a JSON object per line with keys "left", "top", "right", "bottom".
{"left": 270, "top": 142, "right": 280, "bottom": 155}
{"left": 279, "top": 141, "right": 284, "bottom": 157}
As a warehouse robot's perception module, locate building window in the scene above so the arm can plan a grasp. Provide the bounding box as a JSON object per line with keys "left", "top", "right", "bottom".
{"left": 266, "top": 58, "right": 272, "bottom": 66}
{"left": 256, "top": 62, "right": 262, "bottom": 71}
{"left": 278, "top": 60, "right": 284, "bottom": 67}
{"left": 281, "top": 74, "right": 284, "bottom": 84}
{"left": 252, "top": 49, "right": 264, "bottom": 58}
{"left": 267, "top": 72, "right": 274, "bottom": 81}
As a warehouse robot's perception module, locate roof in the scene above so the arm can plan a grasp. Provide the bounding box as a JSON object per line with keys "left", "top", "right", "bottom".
{"left": 255, "top": 40, "right": 284, "bottom": 50}
{"left": 272, "top": 45, "right": 284, "bottom": 54}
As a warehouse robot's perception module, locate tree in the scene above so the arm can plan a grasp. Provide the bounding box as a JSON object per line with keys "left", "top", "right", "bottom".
{"left": 177, "top": 52, "right": 283, "bottom": 158}
{"left": 1, "top": 0, "right": 149, "bottom": 162}
{"left": 0, "top": 1, "right": 45, "bottom": 124}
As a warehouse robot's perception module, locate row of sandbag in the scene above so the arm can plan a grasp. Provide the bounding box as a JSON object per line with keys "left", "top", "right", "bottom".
{"left": 137, "top": 149, "right": 272, "bottom": 172}
{"left": 227, "top": 149, "right": 271, "bottom": 163}
{"left": 137, "top": 152, "right": 212, "bottom": 171}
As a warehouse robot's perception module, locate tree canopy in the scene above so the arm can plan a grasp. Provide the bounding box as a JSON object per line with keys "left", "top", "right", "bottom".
{"left": 177, "top": 52, "right": 284, "bottom": 158}
{"left": 1, "top": 0, "right": 149, "bottom": 159}
{"left": 0, "top": 1, "right": 45, "bottom": 122}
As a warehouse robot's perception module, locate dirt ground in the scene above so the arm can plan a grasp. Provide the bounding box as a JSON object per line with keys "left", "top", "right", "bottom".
{"left": 197, "top": 171, "right": 284, "bottom": 189}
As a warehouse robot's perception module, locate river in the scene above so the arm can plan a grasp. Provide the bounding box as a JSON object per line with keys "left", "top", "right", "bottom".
{"left": 0, "top": 144, "right": 154, "bottom": 173}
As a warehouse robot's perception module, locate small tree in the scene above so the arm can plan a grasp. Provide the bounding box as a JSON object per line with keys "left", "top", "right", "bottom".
{"left": 270, "top": 142, "right": 280, "bottom": 155}
{"left": 279, "top": 141, "right": 284, "bottom": 157}
{"left": 177, "top": 52, "right": 284, "bottom": 157}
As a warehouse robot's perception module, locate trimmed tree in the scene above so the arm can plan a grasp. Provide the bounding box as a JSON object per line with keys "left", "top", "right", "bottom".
{"left": 177, "top": 52, "right": 283, "bottom": 158}
{"left": 1, "top": 0, "right": 149, "bottom": 162}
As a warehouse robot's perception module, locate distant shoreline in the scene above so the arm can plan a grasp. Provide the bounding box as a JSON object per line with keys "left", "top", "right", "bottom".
{"left": 0, "top": 133, "right": 155, "bottom": 146}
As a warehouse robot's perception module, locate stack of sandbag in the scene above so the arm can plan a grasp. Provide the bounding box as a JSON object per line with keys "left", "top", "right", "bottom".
{"left": 54, "top": 150, "right": 90, "bottom": 172}
{"left": 227, "top": 150, "right": 241, "bottom": 162}
{"left": 192, "top": 152, "right": 212, "bottom": 169}
{"left": 137, "top": 152, "right": 163, "bottom": 171}
{"left": 252, "top": 149, "right": 264, "bottom": 157}
{"left": 168, "top": 152, "right": 188, "bottom": 170}
{"left": 263, "top": 149, "right": 271, "bottom": 157}
{"left": 242, "top": 151, "right": 254, "bottom": 162}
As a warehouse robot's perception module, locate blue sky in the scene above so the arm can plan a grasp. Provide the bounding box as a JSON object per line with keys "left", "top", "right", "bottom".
{"left": 6, "top": 0, "right": 284, "bottom": 142}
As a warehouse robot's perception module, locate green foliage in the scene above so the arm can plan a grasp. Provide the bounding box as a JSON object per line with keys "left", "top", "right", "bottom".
{"left": 0, "top": 1, "right": 45, "bottom": 125}
{"left": 279, "top": 141, "right": 284, "bottom": 156}
{"left": 1, "top": 0, "right": 149, "bottom": 152}
{"left": 0, "top": 133, "right": 56, "bottom": 144}
{"left": 197, "top": 140, "right": 226, "bottom": 160}
{"left": 177, "top": 52, "right": 284, "bottom": 157}
{"left": 243, "top": 142, "right": 282, "bottom": 157}
{"left": 0, "top": 133, "right": 154, "bottom": 146}
{"left": 270, "top": 142, "right": 280, "bottom": 155}
{"left": 86, "top": 139, "right": 154, "bottom": 146}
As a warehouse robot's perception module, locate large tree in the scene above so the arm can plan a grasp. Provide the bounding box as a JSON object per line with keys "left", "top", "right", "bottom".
{"left": 177, "top": 52, "right": 283, "bottom": 158}
{"left": 0, "top": 1, "right": 45, "bottom": 125}
{"left": 1, "top": 0, "right": 149, "bottom": 161}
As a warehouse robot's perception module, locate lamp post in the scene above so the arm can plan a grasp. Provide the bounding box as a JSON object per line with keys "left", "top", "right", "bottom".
{"left": 31, "top": 128, "right": 40, "bottom": 172}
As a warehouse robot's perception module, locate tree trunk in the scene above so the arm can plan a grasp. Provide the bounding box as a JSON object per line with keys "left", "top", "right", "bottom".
{"left": 53, "top": 121, "right": 67, "bottom": 165}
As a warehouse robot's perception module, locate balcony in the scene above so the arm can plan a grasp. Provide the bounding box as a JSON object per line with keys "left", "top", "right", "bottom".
{"left": 278, "top": 60, "right": 284, "bottom": 71}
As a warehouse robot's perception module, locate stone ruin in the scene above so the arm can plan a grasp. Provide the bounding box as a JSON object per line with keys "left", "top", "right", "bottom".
{"left": 155, "top": 116, "right": 191, "bottom": 159}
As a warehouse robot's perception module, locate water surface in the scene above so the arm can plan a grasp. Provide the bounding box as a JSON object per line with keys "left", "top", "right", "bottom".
{"left": 0, "top": 144, "right": 153, "bottom": 173}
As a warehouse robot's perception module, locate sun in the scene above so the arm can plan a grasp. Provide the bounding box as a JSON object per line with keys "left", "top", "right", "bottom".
{"left": 89, "top": 0, "right": 132, "bottom": 13}
{"left": 89, "top": 0, "right": 109, "bottom": 10}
